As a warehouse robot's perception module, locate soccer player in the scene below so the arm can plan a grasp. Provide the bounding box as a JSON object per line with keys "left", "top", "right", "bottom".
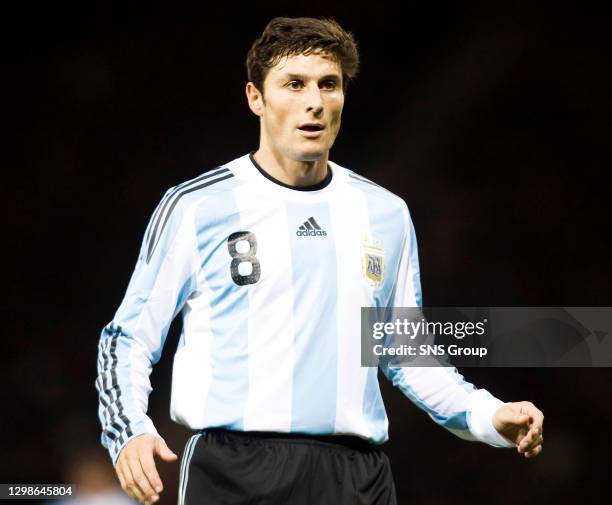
{"left": 96, "top": 17, "right": 544, "bottom": 505}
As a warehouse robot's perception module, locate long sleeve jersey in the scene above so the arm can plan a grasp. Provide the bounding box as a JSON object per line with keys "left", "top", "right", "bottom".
{"left": 96, "top": 153, "right": 513, "bottom": 463}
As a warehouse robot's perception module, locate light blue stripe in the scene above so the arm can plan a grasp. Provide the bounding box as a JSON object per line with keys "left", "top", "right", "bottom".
{"left": 362, "top": 367, "right": 388, "bottom": 441}
{"left": 405, "top": 212, "right": 422, "bottom": 307}
{"left": 195, "top": 188, "right": 249, "bottom": 430}
{"left": 286, "top": 202, "right": 338, "bottom": 433}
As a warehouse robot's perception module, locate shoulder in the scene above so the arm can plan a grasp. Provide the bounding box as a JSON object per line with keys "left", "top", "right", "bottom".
{"left": 331, "top": 160, "right": 409, "bottom": 214}
{"left": 152, "top": 154, "right": 253, "bottom": 218}
{"left": 141, "top": 156, "right": 244, "bottom": 262}
{"left": 161, "top": 159, "right": 242, "bottom": 209}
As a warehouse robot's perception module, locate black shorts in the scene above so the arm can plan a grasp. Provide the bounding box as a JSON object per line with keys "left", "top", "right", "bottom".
{"left": 178, "top": 428, "right": 397, "bottom": 505}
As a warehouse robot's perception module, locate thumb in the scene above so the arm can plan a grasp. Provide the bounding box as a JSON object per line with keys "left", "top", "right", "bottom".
{"left": 154, "top": 437, "right": 178, "bottom": 462}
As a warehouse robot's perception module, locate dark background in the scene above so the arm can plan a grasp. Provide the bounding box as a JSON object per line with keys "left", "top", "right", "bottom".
{"left": 3, "top": 2, "right": 611, "bottom": 504}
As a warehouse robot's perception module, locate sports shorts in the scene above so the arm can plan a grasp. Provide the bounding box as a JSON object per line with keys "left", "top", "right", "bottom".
{"left": 178, "top": 428, "right": 397, "bottom": 505}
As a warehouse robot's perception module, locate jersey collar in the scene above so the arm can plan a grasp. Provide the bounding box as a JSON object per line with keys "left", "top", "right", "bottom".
{"left": 248, "top": 151, "right": 333, "bottom": 192}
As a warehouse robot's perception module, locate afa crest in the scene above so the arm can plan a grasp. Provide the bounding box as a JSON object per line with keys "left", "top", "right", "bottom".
{"left": 362, "top": 253, "right": 384, "bottom": 288}
{"left": 362, "top": 236, "right": 384, "bottom": 287}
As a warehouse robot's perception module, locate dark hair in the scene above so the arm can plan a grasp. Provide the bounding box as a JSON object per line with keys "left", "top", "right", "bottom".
{"left": 246, "top": 17, "right": 359, "bottom": 94}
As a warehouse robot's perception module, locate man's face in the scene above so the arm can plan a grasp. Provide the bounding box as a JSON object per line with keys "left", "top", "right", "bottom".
{"left": 256, "top": 52, "right": 344, "bottom": 162}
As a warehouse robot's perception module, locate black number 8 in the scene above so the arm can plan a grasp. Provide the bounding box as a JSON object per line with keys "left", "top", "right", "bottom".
{"left": 227, "top": 231, "right": 261, "bottom": 285}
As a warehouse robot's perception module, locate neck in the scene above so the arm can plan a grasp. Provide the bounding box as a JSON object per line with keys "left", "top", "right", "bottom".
{"left": 253, "top": 145, "right": 329, "bottom": 187}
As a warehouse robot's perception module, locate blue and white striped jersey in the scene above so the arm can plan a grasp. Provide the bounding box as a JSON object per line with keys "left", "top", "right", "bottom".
{"left": 96, "top": 153, "right": 513, "bottom": 463}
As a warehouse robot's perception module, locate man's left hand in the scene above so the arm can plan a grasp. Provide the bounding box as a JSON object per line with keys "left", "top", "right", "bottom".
{"left": 493, "top": 401, "right": 544, "bottom": 459}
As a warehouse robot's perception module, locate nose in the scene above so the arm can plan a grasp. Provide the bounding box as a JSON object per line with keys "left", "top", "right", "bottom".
{"left": 304, "top": 83, "right": 324, "bottom": 115}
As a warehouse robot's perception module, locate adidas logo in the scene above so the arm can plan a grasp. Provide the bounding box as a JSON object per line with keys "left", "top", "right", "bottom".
{"left": 296, "top": 217, "right": 327, "bottom": 237}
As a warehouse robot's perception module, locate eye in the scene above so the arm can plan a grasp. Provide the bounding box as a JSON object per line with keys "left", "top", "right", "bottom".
{"left": 287, "top": 80, "right": 303, "bottom": 90}
{"left": 321, "top": 80, "right": 338, "bottom": 90}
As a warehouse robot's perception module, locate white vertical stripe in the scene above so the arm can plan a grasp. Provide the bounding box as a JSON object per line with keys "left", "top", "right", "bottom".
{"left": 329, "top": 183, "right": 372, "bottom": 436}
{"left": 233, "top": 184, "right": 295, "bottom": 432}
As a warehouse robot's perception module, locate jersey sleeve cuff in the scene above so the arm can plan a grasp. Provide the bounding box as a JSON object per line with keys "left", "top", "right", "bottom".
{"left": 106, "top": 417, "right": 160, "bottom": 466}
{"left": 467, "top": 390, "right": 515, "bottom": 448}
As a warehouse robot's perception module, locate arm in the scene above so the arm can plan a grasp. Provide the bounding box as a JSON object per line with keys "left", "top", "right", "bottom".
{"left": 95, "top": 190, "right": 199, "bottom": 503}
{"left": 382, "top": 204, "right": 544, "bottom": 455}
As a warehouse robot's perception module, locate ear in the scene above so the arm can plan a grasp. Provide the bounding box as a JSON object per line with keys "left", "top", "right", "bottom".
{"left": 246, "top": 82, "right": 264, "bottom": 117}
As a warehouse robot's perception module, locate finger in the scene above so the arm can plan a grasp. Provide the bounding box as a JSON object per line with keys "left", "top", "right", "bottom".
{"left": 122, "top": 460, "right": 146, "bottom": 503}
{"left": 521, "top": 416, "right": 542, "bottom": 441}
{"left": 527, "top": 434, "right": 543, "bottom": 452}
{"left": 520, "top": 429, "right": 535, "bottom": 449}
{"left": 524, "top": 444, "right": 543, "bottom": 459}
{"left": 519, "top": 402, "right": 536, "bottom": 423}
{"left": 128, "top": 455, "right": 158, "bottom": 504}
{"left": 141, "top": 445, "right": 164, "bottom": 495}
{"left": 115, "top": 460, "right": 127, "bottom": 491}
{"left": 519, "top": 428, "right": 540, "bottom": 453}
{"left": 522, "top": 431, "right": 544, "bottom": 454}
{"left": 522, "top": 402, "right": 545, "bottom": 430}
{"left": 118, "top": 459, "right": 140, "bottom": 500}
{"left": 136, "top": 457, "right": 160, "bottom": 504}
{"left": 155, "top": 437, "right": 178, "bottom": 463}
{"left": 530, "top": 408, "right": 544, "bottom": 434}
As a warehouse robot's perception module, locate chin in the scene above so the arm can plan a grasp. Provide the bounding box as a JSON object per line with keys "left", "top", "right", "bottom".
{"left": 297, "top": 152, "right": 324, "bottom": 162}
{"left": 294, "top": 145, "right": 330, "bottom": 162}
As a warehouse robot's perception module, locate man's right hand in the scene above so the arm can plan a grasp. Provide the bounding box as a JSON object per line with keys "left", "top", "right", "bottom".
{"left": 114, "top": 433, "right": 178, "bottom": 505}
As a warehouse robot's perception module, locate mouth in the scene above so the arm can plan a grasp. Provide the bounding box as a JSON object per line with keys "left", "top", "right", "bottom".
{"left": 298, "top": 123, "right": 325, "bottom": 132}
{"left": 298, "top": 123, "right": 325, "bottom": 138}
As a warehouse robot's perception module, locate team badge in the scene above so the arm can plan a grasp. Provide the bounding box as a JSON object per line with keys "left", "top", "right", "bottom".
{"left": 365, "top": 254, "right": 383, "bottom": 283}
{"left": 362, "top": 237, "right": 384, "bottom": 287}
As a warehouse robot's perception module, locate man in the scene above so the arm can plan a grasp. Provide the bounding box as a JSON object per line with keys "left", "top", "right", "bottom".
{"left": 96, "top": 17, "right": 544, "bottom": 505}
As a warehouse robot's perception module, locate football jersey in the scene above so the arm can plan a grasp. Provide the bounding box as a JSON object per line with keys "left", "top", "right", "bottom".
{"left": 96, "top": 153, "right": 513, "bottom": 463}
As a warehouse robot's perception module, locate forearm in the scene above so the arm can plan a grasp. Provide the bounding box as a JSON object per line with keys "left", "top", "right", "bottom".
{"left": 96, "top": 322, "right": 160, "bottom": 464}
{"left": 383, "top": 364, "right": 514, "bottom": 448}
